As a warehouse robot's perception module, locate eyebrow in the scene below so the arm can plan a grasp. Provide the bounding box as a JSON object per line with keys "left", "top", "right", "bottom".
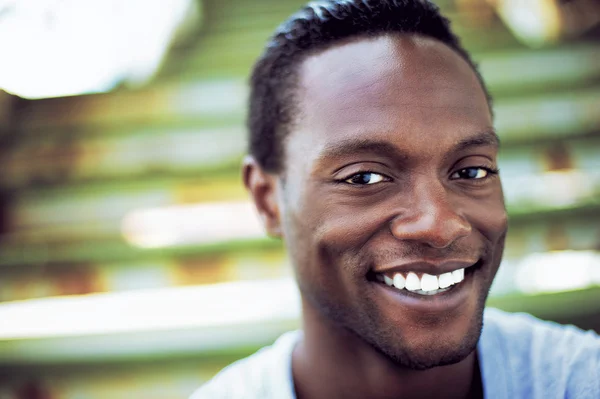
{"left": 318, "top": 139, "right": 409, "bottom": 164}
{"left": 316, "top": 130, "right": 500, "bottom": 167}
{"left": 452, "top": 130, "right": 500, "bottom": 153}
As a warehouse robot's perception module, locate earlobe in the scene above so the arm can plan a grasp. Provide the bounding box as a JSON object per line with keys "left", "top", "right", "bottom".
{"left": 242, "top": 156, "right": 283, "bottom": 238}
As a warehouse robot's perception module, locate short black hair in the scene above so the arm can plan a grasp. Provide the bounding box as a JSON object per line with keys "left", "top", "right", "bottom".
{"left": 248, "top": 0, "right": 492, "bottom": 173}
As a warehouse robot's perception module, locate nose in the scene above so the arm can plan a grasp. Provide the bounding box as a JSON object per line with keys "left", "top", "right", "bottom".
{"left": 389, "top": 180, "right": 471, "bottom": 248}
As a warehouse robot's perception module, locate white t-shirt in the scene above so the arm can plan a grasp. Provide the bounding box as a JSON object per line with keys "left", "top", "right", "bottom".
{"left": 190, "top": 308, "right": 600, "bottom": 399}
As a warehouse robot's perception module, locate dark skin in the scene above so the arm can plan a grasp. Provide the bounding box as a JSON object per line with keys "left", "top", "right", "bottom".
{"left": 244, "top": 34, "right": 507, "bottom": 399}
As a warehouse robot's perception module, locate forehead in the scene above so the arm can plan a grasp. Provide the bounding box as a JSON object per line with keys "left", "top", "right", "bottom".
{"left": 288, "top": 34, "right": 493, "bottom": 164}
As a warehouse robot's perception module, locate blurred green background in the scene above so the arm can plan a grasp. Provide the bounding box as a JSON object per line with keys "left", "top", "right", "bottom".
{"left": 0, "top": 0, "right": 599, "bottom": 397}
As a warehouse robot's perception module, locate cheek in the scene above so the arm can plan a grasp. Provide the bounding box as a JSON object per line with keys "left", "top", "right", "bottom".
{"left": 284, "top": 194, "right": 387, "bottom": 283}
{"left": 311, "top": 198, "right": 388, "bottom": 253}
{"left": 465, "top": 197, "right": 507, "bottom": 277}
{"left": 463, "top": 187, "right": 508, "bottom": 243}
{"left": 480, "top": 206, "right": 508, "bottom": 244}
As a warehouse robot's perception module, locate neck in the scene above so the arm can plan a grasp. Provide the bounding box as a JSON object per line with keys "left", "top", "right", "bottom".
{"left": 292, "top": 300, "right": 481, "bottom": 399}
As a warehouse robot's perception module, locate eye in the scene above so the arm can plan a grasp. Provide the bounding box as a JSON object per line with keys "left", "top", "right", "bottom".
{"left": 450, "top": 167, "right": 497, "bottom": 180}
{"left": 344, "top": 172, "right": 388, "bottom": 185}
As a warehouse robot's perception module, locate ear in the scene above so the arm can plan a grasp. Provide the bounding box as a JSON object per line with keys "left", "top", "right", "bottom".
{"left": 242, "top": 156, "right": 283, "bottom": 238}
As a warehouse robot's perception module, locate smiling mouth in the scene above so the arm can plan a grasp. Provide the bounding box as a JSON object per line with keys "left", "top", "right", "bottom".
{"left": 368, "top": 259, "right": 483, "bottom": 297}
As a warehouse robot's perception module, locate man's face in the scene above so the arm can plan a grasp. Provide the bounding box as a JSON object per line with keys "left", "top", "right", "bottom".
{"left": 277, "top": 34, "right": 507, "bottom": 369}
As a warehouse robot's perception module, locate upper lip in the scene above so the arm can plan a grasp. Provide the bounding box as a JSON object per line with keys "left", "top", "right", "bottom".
{"left": 373, "top": 259, "right": 479, "bottom": 276}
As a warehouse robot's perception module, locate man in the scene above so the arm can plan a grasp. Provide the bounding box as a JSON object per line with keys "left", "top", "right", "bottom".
{"left": 191, "top": 1, "right": 600, "bottom": 398}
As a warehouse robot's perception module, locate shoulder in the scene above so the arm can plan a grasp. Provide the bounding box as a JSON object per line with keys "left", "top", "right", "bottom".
{"left": 483, "top": 307, "right": 600, "bottom": 354}
{"left": 481, "top": 308, "right": 600, "bottom": 398}
{"left": 189, "top": 331, "right": 300, "bottom": 399}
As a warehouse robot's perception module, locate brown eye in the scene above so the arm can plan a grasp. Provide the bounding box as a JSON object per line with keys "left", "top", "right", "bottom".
{"left": 451, "top": 167, "right": 490, "bottom": 180}
{"left": 345, "top": 172, "right": 386, "bottom": 185}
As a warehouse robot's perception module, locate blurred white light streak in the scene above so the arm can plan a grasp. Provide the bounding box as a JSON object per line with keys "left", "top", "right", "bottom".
{"left": 538, "top": 170, "right": 594, "bottom": 207}
{"left": 516, "top": 250, "right": 600, "bottom": 294}
{"left": 0, "top": 278, "right": 300, "bottom": 340}
{"left": 503, "top": 169, "right": 598, "bottom": 208}
{"left": 1, "top": 251, "right": 598, "bottom": 340}
{"left": 0, "top": 0, "right": 194, "bottom": 98}
{"left": 494, "top": 0, "right": 561, "bottom": 47}
{"left": 121, "top": 201, "right": 265, "bottom": 248}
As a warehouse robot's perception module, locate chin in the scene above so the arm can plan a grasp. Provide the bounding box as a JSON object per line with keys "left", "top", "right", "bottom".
{"left": 301, "top": 250, "right": 494, "bottom": 371}
{"left": 383, "top": 318, "right": 482, "bottom": 370}
{"left": 361, "top": 294, "right": 486, "bottom": 370}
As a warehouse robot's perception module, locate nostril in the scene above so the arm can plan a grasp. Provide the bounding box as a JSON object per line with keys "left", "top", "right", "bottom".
{"left": 429, "top": 219, "right": 471, "bottom": 249}
{"left": 390, "top": 213, "right": 471, "bottom": 249}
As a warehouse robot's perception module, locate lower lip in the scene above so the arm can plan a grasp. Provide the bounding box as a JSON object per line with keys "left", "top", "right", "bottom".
{"left": 371, "top": 268, "right": 477, "bottom": 313}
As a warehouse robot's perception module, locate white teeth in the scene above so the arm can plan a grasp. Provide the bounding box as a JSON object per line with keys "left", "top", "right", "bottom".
{"left": 383, "top": 275, "right": 394, "bottom": 286}
{"left": 420, "top": 273, "right": 439, "bottom": 292}
{"left": 452, "top": 268, "right": 465, "bottom": 284}
{"left": 379, "top": 267, "right": 469, "bottom": 295}
{"left": 414, "top": 287, "right": 451, "bottom": 296}
{"left": 438, "top": 272, "right": 454, "bottom": 289}
{"left": 405, "top": 272, "right": 421, "bottom": 291}
{"left": 392, "top": 273, "right": 406, "bottom": 289}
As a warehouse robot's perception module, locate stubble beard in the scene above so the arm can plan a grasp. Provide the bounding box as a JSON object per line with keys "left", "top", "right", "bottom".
{"left": 352, "top": 292, "right": 487, "bottom": 370}
{"left": 302, "top": 269, "right": 491, "bottom": 371}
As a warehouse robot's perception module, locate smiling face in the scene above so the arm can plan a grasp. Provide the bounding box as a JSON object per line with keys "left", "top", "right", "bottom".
{"left": 250, "top": 34, "right": 508, "bottom": 370}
